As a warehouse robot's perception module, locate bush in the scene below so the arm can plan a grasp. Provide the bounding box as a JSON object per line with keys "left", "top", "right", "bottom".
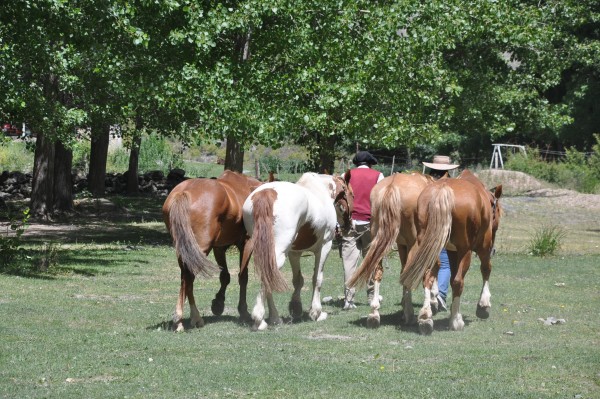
{"left": 528, "top": 224, "right": 566, "bottom": 257}
{"left": 0, "top": 138, "right": 34, "bottom": 172}
{"left": 107, "top": 133, "right": 183, "bottom": 174}
{"left": 0, "top": 206, "right": 30, "bottom": 267}
{"left": 505, "top": 146, "right": 600, "bottom": 194}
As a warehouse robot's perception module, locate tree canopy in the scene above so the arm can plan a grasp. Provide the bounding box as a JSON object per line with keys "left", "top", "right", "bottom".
{"left": 1, "top": 0, "right": 598, "bottom": 165}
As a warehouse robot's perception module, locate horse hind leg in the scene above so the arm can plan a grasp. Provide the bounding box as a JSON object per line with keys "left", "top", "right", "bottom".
{"left": 251, "top": 288, "right": 269, "bottom": 331}
{"left": 449, "top": 251, "right": 470, "bottom": 331}
{"left": 418, "top": 269, "right": 439, "bottom": 335}
{"left": 366, "top": 264, "right": 384, "bottom": 329}
{"left": 174, "top": 263, "right": 204, "bottom": 331}
{"left": 476, "top": 252, "right": 493, "bottom": 319}
{"left": 211, "top": 247, "right": 229, "bottom": 316}
{"left": 308, "top": 244, "right": 330, "bottom": 322}
{"left": 237, "top": 265, "right": 252, "bottom": 323}
{"left": 288, "top": 252, "right": 304, "bottom": 321}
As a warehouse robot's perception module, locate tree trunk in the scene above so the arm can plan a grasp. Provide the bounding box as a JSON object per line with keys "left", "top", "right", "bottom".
{"left": 88, "top": 122, "right": 110, "bottom": 197}
{"left": 127, "top": 133, "right": 142, "bottom": 195}
{"left": 318, "top": 134, "right": 337, "bottom": 174}
{"left": 53, "top": 140, "right": 73, "bottom": 213}
{"left": 30, "top": 132, "right": 74, "bottom": 217}
{"left": 30, "top": 131, "right": 55, "bottom": 218}
{"left": 224, "top": 135, "right": 244, "bottom": 173}
{"left": 127, "top": 117, "right": 143, "bottom": 195}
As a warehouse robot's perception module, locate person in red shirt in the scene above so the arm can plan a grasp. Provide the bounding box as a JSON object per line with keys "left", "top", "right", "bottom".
{"left": 339, "top": 151, "right": 384, "bottom": 310}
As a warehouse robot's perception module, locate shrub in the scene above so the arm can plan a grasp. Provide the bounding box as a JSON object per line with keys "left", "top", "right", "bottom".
{"left": 528, "top": 224, "right": 566, "bottom": 257}
{"left": 0, "top": 206, "right": 30, "bottom": 267}
{"left": 107, "top": 133, "right": 183, "bottom": 174}
{"left": 0, "top": 138, "right": 34, "bottom": 172}
{"left": 506, "top": 147, "right": 600, "bottom": 193}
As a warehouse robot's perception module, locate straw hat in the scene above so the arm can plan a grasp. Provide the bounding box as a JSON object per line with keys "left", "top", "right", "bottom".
{"left": 422, "top": 155, "right": 459, "bottom": 171}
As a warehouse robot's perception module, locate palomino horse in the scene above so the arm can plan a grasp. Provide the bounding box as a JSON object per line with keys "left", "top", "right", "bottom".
{"left": 241, "top": 172, "right": 353, "bottom": 331}
{"left": 400, "top": 169, "right": 502, "bottom": 334}
{"left": 347, "top": 172, "right": 434, "bottom": 328}
{"left": 162, "top": 170, "right": 263, "bottom": 332}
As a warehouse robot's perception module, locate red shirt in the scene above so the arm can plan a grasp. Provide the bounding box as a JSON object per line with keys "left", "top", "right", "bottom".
{"left": 349, "top": 167, "right": 381, "bottom": 222}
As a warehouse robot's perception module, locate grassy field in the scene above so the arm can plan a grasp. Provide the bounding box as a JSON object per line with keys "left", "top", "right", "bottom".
{"left": 1, "top": 192, "right": 599, "bottom": 398}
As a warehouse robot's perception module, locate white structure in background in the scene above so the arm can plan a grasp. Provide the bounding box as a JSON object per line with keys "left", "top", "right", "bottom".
{"left": 490, "top": 144, "right": 526, "bottom": 169}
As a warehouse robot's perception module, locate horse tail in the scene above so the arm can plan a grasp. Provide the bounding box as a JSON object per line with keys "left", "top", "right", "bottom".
{"left": 167, "top": 191, "right": 220, "bottom": 278}
{"left": 400, "top": 184, "right": 454, "bottom": 291}
{"left": 347, "top": 180, "right": 402, "bottom": 289}
{"left": 250, "top": 189, "right": 289, "bottom": 293}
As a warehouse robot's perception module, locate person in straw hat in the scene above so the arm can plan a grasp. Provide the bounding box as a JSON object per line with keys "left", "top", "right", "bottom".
{"left": 422, "top": 154, "right": 460, "bottom": 178}
{"left": 422, "top": 155, "right": 460, "bottom": 311}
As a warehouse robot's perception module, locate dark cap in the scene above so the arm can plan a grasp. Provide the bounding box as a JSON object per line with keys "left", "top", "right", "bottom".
{"left": 352, "top": 151, "right": 378, "bottom": 166}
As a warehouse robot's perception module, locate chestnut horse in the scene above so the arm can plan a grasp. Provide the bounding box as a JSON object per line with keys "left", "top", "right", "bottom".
{"left": 241, "top": 172, "right": 353, "bottom": 331}
{"left": 400, "top": 169, "right": 502, "bottom": 334}
{"left": 162, "top": 170, "right": 263, "bottom": 332}
{"left": 347, "top": 172, "right": 434, "bottom": 328}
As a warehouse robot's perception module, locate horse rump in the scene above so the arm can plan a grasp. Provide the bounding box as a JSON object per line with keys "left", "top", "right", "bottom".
{"left": 400, "top": 184, "right": 454, "bottom": 290}
{"left": 249, "top": 189, "right": 289, "bottom": 293}
{"left": 166, "top": 191, "right": 220, "bottom": 278}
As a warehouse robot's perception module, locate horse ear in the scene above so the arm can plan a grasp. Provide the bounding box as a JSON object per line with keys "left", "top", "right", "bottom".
{"left": 345, "top": 169, "right": 351, "bottom": 184}
{"left": 493, "top": 185, "right": 503, "bottom": 199}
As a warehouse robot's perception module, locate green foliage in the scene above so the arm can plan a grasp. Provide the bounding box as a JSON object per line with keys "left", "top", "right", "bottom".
{"left": 528, "top": 224, "right": 566, "bottom": 257}
{"left": 0, "top": 206, "right": 30, "bottom": 266}
{"left": 0, "top": 139, "right": 34, "bottom": 172}
{"left": 71, "top": 139, "right": 91, "bottom": 172}
{"left": 506, "top": 146, "right": 600, "bottom": 193}
{"left": 107, "top": 133, "right": 183, "bottom": 174}
{"left": 37, "top": 242, "right": 61, "bottom": 272}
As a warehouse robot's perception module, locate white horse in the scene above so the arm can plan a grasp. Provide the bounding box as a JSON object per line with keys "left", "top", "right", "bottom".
{"left": 241, "top": 172, "right": 353, "bottom": 331}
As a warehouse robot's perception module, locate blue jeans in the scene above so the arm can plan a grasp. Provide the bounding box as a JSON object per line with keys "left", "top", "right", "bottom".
{"left": 437, "top": 249, "right": 450, "bottom": 301}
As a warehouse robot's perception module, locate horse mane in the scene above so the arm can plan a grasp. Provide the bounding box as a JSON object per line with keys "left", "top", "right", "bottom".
{"left": 400, "top": 183, "right": 454, "bottom": 290}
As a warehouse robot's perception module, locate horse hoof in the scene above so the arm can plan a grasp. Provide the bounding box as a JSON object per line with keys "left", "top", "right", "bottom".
{"left": 239, "top": 311, "right": 252, "bottom": 324}
{"left": 211, "top": 298, "right": 225, "bottom": 316}
{"left": 269, "top": 317, "right": 283, "bottom": 326}
{"left": 191, "top": 318, "right": 205, "bottom": 328}
{"left": 174, "top": 323, "right": 185, "bottom": 332}
{"left": 419, "top": 319, "right": 434, "bottom": 335}
{"left": 256, "top": 320, "right": 268, "bottom": 331}
{"left": 476, "top": 305, "right": 490, "bottom": 319}
{"left": 316, "top": 312, "right": 328, "bottom": 322}
{"left": 289, "top": 301, "right": 303, "bottom": 320}
{"left": 366, "top": 314, "right": 380, "bottom": 329}
{"left": 450, "top": 315, "right": 465, "bottom": 331}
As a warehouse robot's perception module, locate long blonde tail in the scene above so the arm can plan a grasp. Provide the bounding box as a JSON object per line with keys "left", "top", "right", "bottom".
{"left": 400, "top": 185, "right": 454, "bottom": 290}
{"left": 250, "top": 189, "right": 288, "bottom": 293}
{"left": 347, "top": 180, "right": 402, "bottom": 288}
{"left": 167, "top": 192, "right": 220, "bottom": 277}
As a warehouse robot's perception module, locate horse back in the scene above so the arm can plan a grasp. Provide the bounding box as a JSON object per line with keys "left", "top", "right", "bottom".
{"left": 163, "top": 177, "right": 246, "bottom": 247}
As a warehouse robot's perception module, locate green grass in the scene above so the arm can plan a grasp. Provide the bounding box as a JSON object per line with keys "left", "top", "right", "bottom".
{"left": 1, "top": 239, "right": 599, "bottom": 398}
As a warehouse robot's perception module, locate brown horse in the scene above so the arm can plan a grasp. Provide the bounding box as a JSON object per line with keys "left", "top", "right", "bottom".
{"left": 347, "top": 172, "right": 434, "bottom": 328}
{"left": 400, "top": 169, "right": 502, "bottom": 334}
{"left": 162, "top": 170, "right": 263, "bottom": 332}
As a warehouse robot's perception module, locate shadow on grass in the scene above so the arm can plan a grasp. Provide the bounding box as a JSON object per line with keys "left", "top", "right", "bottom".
{"left": 0, "top": 246, "right": 155, "bottom": 279}
{"left": 148, "top": 315, "right": 248, "bottom": 332}
{"left": 345, "top": 303, "right": 473, "bottom": 334}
